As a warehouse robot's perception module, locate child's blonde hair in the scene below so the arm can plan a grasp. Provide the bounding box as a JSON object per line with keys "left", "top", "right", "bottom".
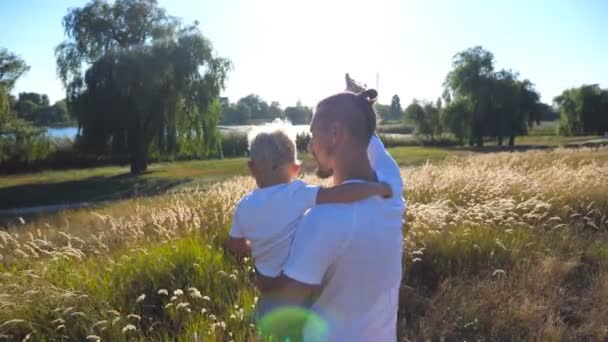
{"left": 247, "top": 119, "right": 299, "bottom": 173}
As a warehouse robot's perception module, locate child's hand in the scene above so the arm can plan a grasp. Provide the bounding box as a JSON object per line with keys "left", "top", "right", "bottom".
{"left": 379, "top": 182, "right": 392, "bottom": 198}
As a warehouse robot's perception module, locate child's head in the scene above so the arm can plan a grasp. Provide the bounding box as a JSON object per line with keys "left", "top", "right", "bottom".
{"left": 247, "top": 120, "right": 300, "bottom": 188}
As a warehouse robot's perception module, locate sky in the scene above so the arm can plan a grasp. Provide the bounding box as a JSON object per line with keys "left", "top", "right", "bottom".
{"left": 1, "top": 0, "right": 607, "bottom": 107}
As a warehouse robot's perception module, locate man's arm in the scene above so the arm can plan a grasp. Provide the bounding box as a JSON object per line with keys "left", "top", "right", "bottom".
{"left": 316, "top": 182, "right": 392, "bottom": 204}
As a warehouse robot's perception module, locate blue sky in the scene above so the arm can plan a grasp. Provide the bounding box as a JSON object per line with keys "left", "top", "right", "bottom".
{"left": 1, "top": 0, "right": 607, "bottom": 107}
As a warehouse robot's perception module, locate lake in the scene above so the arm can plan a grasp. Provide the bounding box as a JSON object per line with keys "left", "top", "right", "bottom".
{"left": 47, "top": 125, "right": 410, "bottom": 141}
{"left": 47, "top": 125, "right": 312, "bottom": 140}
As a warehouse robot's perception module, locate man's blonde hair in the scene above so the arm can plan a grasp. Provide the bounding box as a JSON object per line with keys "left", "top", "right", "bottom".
{"left": 247, "top": 119, "right": 298, "bottom": 173}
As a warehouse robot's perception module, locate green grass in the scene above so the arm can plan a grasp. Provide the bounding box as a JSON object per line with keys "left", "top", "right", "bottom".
{"left": 0, "top": 147, "right": 457, "bottom": 210}
{"left": 528, "top": 120, "right": 559, "bottom": 136}
{"left": 0, "top": 159, "right": 248, "bottom": 210}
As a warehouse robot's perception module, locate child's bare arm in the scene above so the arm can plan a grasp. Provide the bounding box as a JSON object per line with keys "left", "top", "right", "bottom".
{"left": 316, "top": 182, "right": 392, "bottom": 204}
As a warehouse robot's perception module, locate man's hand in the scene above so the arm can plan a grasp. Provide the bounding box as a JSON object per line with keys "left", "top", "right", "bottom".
{"left": 379, "top": 182, "right": 393, "bottom": 198}
{"left": 226, "top": 237, "right": 251, "bottom": 257}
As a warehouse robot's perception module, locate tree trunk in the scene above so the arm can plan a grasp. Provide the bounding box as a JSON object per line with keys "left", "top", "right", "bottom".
{"left": 475, "top": 134, "right": 483, "bottom": 147}
{"left": 129, "top": 125, "right": 148, "bottom": 175}
{"left": 497, "top": 136, "right": 503, "bottom": 146}
{"left": 508, "top": 135, "right": 515, "bottom": 147}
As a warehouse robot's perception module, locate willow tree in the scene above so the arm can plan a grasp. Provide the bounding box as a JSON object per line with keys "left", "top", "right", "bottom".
{"left": 1, "top": 48, "right": 30, "bottom": 130}
{"left": 56, "top": 0, "right": 230, "bottom": 173}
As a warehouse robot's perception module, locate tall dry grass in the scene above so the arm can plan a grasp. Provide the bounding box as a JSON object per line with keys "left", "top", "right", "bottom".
{"left": 0, "top": 147, "right": 607, "bottom": 340}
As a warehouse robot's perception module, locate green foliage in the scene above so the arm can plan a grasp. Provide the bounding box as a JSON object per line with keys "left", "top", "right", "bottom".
{"left": 56, "top": 0, "right": 231, "bottom": 174}
{"left": 0, "top": 47, "right": 30, "bottom": 90}
{"left": 221, "top": 96, "right": 286, "bottom": 125}
{"left": 390, "top": 95, "right": 403, "bottom": 119}
{"left": 284, "top": 101, "right": 312, "bottom": 124}
{"left": 13, "top": 92, "right": 72, "bottom": 126}
{"left": 443, "top": 46, "right": 543, "bottom": 147}
{"left": 555, "top": 84, "right": 608, "bottom": 136}
{"left": 0, "top": 119, "right": 54, "bottom": 164}
{"left": 405, "top": 100, "right": 442, "bottom": 140}
{"left": 0, "top": 85, "right": 10, "bottom": 128}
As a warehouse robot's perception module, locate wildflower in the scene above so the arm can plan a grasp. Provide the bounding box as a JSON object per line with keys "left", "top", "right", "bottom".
{"left": 176, "top": 302, "right": 190, "bottom": 310}
{"left": 70, "top": 312, "right": 87, "bottom": 319}
{"left": 174, "top": 289, "right": 183, "bottom": 296}
{"left": 202, "top": 295, "right": 211, "bottom": 302}
{"left": 107, "top": 309, "right": 121, "bottom": 317}
{"left": 189, "top": 288, "right": 203, "bottom": 299}
{"left": 122, "top": 324, "right": 137, "bottom": 334}
{"left": 136, "top": 294, "right": 146, "bottom": 303}
{"left": 157, "top": 289, "right": 168, "bottom": 296}
{"left": 127, "top": 314, "right": 141, "bottom": 322}
{"left": 92, "top": 320, "right": 108, "bottom": 329}
{"left": 86, "top": 335, "right": 101, "bottom": 341}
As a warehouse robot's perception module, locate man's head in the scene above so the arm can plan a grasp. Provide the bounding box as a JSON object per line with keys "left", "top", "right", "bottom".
{"left": 247, "top": 120, "right": 300, "bottom": 188}
{"left": 308, "top": 89, "right": 378, "bottom": 179}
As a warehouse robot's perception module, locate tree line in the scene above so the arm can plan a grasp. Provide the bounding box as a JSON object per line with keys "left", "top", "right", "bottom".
{"left": 220, "top": 95, "right": 312, "bottom": 125}
{"left": 400, "top": 46, "right": 606, "bottom": 146}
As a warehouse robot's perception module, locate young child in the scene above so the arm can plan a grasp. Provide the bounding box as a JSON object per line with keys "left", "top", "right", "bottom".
{"left": 226, "top": 120, "right": 398, "bottom": 317}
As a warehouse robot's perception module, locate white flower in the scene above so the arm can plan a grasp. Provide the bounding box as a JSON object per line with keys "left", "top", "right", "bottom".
{"left": 176, "top": 302, "right": 190, "bottom": 310}
{"left": 136, "top": 294, "right": 146, "bottom": 303}
{"left": 157, "top": 289, "right": 168, "bottom": 296}
{"left": 174, "top": 289, "right": 183, "bottom": 296}
{"left": 202, "top": 296, "right": 211, "bottom": 302}
{"left": 189, "top": 288, "right": 203, "bottom": 299}
{"left": 122, "top": 324, "right": 137, "bottom": 334}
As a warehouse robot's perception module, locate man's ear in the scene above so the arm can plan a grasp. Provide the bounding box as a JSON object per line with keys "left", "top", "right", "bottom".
{"left": 330, "top": 121, "right": 347, "bottom": 145}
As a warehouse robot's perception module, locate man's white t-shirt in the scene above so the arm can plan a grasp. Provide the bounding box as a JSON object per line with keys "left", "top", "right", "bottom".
{"left": 282, "top": 135, "right": 406, "bottom": 342}
{"left": 229, "top": 180, "right": 320, "bottom": 277}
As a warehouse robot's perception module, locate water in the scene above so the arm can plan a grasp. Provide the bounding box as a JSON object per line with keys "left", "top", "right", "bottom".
{"left": 47, "top": 124, "right": 410, "bottom": 141}
{"left": 46, "top": 125, "right": 312, "bottom": 140}
{"left": 47, "top": 127, "right": 79, "bottom": 139}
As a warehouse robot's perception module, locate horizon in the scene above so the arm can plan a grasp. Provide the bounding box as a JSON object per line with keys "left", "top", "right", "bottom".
{"left": 1, "top": 0, "right": 607, "bottom": 107}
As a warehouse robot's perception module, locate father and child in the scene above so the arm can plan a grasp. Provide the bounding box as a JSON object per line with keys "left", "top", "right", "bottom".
{"left": 226, "top": 90, "right": 402, "bottom": 319}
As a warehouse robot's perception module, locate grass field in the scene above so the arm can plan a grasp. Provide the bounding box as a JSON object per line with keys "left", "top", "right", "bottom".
{"left": 0, "top": 146, "right": 607, "bottom": 340}
{"left": 0, "top": 146, "right": 455, "bottom": 211}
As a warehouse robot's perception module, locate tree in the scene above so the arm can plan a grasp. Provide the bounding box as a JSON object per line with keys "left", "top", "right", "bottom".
{"left": 0, "top": 85, "right": 10, "bottom": 127}
{"left": 444, "top": 46, "right": 495, "bottom": 147}
{"left": 441, "top": 99, "right": 469, "bottom": 145}
{"left": 443, "top": 46, "right": 542, "bottom": 147}
{"left": 56, "top": 0, "right": 230, "bottom": 173}
{"left": 269, "top": 101, "right": 284, "bottom": 120}
{"left": 285, "top": 101, "right": 312, "bottom": 124}
{"left": 555, "top": 85, "right": 608, "bottom": 136}
{"left": 388, "top": 95, "right": 403, "bottom": 121}
{"left": 406, "top": 100, "right": 442, "bottom": 141}
{"left": 0, "top": 48, "right": 30, "bottom": 90}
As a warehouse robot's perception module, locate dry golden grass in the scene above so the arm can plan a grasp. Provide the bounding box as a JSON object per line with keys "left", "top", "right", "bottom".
{"left": 0, "top": 146, "right": 607, "bottom": 340}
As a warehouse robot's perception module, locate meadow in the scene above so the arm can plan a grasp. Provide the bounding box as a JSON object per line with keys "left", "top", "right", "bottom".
{"left": 0, "top": 146, "right": 607, "bottom": 341}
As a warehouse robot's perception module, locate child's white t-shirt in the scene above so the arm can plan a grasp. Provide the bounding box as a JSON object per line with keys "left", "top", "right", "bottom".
{"left": 229, "top": 134, "right": 404, "bottom": 277}
{"left": 229, "top": 180, "right": 320, "bottom": 277}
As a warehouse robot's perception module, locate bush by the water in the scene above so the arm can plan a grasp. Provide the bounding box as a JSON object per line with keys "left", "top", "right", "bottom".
{"left": 1, "top": 147, "right": 608, "bottom": 340}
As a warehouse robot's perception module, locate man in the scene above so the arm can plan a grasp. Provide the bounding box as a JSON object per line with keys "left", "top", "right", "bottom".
{"left": 258, "top": 89, "right": 406, "bottom": 341}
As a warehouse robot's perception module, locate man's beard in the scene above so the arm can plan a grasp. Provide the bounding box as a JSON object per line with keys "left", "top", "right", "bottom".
{"left": 315, "top": 167, "right": 333, "bottom": 179}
